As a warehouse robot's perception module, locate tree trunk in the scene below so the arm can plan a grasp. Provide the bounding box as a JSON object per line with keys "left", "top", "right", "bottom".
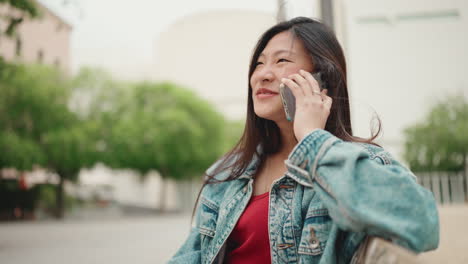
{"left": 55, "top": 176, "right": 64, "bottom": 219}
{"left": 159, "top": 177, "right": 166, "bottom": 213}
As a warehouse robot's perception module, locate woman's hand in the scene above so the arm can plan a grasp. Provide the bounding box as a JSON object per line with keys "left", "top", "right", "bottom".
{"left": 281, "top": 69, "right": 332, "bottom": 142}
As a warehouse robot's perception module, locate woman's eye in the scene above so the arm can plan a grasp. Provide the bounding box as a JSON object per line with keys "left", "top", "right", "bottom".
{"left": 277, "top": 58, "right": 290, "bottom": 63}
{"left": 254, "top": 61, "right": 264, "bottom": 68}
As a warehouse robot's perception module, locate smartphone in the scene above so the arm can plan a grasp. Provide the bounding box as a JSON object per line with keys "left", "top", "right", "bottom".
{"left": 279, "top": 72, "right": 326, "bottom": 122}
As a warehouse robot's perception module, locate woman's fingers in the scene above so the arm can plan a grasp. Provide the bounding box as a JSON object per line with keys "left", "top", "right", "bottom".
{"left": 286, "top": 71, "right": 332, "bottom": 141}
{"left": 288, "top": 73, "right": 312, "bottom": 96}
{"left": 299, "top": 70, "right": 321, "bottom": 95}
{"left": 281, "top": 77, "right": 304, "bottom": 97}
{"left": 282, "top": 70, "right": 330, "bottom": 104}
{"left": 322, "top": 89, "right": 333, "bottom": 110}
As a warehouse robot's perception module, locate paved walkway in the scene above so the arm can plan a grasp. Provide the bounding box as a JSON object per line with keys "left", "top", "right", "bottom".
{"left": 0, "top": 214, "right": 190, "bottom": 264}
{"left": 418, "top": 205, "right": 468, "bottom": 264}
{"left": 0, "top": 205, "right": 466, "bottom": 264}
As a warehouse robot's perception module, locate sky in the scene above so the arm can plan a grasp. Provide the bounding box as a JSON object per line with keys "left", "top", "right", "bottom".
{"left": 39, "top": 0, "right": 316, "bottom": 80}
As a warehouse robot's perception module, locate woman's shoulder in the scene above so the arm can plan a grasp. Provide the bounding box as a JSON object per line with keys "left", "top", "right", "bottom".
{"left": 204, "top": 154, "right": 238, "bottom": 182}
{"left": 307, "top": 129, "right": 394, "bottom": 165}
{"left": 201, "top": 156, "right": 244, "bottom": 201}
{"left": 351, "top": 141, "right": 393, "bottom": 165}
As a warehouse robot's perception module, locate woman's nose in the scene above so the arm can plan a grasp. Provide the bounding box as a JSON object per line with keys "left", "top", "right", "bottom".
{"left": 257, "top": 66, "right": 275, "bottom": 83}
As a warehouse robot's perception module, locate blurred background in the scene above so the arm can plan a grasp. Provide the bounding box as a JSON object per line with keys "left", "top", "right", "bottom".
{"left": 0, "top": 0, "right": 467, "bottom": 263}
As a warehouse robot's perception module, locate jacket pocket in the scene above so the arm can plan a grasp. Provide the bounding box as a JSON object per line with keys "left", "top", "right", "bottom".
{"left": 298, "top": 208, "right": 332, "bottom": 256}
{"left": 198, "top": 196, "right": 219, "bottom": 245}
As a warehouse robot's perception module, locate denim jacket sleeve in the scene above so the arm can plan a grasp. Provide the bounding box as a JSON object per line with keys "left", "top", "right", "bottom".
{"left": 285, "top": 129, "right": 440, "bottom": 253}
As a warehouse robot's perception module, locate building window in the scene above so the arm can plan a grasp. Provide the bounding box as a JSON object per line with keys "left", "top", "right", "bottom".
{"left": 37, "top": 49, "right": 44, "bottom": 63}
{"left": 15, "top": 36, "right": 22, "bottom": 57}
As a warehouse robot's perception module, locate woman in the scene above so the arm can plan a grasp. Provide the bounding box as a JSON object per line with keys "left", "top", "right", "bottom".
{"left": 169, "top": 17, "right": 439, "bottom": 264}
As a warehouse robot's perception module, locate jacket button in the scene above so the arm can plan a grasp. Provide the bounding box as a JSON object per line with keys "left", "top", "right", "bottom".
{"left": 243, "top": 186, "right": 247, "bottom": 193}
{"left": 310, "top": 239, "right": 319, "bottom": 249}
{"left": 310, "top": 227, "right": 319, "bottom": 249}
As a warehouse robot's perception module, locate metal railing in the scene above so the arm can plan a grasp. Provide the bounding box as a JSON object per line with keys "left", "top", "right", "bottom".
{"left": 417, "top": 171, "right": 468, "bottom": 204}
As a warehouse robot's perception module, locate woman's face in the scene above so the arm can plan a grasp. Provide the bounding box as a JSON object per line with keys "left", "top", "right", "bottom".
{"left": 250, "top": 31, "right": 314, "bottom": 122}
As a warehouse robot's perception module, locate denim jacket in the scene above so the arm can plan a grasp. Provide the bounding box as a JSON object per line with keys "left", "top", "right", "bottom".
{"left": 168, "top": 129, "right": 439, "bottom": 264}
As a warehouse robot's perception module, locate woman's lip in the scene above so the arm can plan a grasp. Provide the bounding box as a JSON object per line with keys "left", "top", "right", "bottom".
{"left": 256, "top": 93, "right": 278, "bottom": 99}
{"left": 257, "top": 88, "right": 278, "bottom": 95}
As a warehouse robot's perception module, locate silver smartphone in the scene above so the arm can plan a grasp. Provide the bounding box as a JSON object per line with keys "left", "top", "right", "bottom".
{"left": 279, "top": 72, "right": 326, "bottom": 122}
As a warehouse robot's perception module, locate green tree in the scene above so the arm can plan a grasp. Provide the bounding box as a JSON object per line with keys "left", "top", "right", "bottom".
{"left": 70, "top": 67, "right": 130, "bottom": 119}
{"left": 42, "top": 124, "right": 97, "bottom": 218}
{"left": 69, "top": 70, "right": 228, "bottom": 210}
{"left": 0, "top": 61, "right": 99, "bottom": 218}
{"left": 0, "top": 131, "right": 45, "bottom": 171}
{"left": 69, "top": 67, "right": 131, "bottom": 167}
{"left": 403, "top": 94, "right": 468, "bottom": 172}
{"left": 108, "top": 82, "right": 226, "bottom": 210}
{"left": 0, "top": 61, "right": 68, "bottom": 170}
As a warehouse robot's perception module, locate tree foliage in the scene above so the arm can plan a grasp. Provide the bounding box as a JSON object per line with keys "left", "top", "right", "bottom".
{"left": 70, "top": 67, "right": 130, "bottom": 120}
{"left": 403, "top": 94, "right": 468, "bottom": 172}
{"left": 1, "top": 62, "right": 231, "bottom": 214}
{"left": 0, "top": 61, "right": 99, "bottom": 218}
{"left": 107, "top": 82, "right": 226, "bottom": 180}
{"left": 0, "top": 60, "right": 71, "bottom": 170}
{"left": 0, "top": 131, "right": 45, "bottom": 170}
{"left": 69, "top": 68, "right": 229, "bottom": 181}
{"left": 68, "top": 67, "right": 131, "bottom": 168}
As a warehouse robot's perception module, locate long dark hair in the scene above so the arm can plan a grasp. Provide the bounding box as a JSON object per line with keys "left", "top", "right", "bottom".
{"left": 193, "top": 17, "right": 381, "bottom": 216}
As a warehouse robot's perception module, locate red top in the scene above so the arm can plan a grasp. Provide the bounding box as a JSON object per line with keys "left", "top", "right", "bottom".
{"left": 225, "top": 192, "right": 271, "bottom": 264}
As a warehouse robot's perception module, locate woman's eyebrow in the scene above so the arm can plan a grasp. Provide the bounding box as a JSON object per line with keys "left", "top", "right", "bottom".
{"left": 259, "top": 49, "right": 296, "bottom": 58}
{"left": 274, "top": 49, "right": 296, "bottom": 56}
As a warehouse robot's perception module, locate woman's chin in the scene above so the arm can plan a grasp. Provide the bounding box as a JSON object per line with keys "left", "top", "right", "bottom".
{"left": 254, "top": 109, "right": 285, "bottom": 122}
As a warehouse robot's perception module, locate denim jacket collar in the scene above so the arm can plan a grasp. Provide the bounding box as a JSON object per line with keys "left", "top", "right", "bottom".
{"left": 238, "top": 143, "right": 314, "bottom": 188}
{"left": 238, "top": 145, "right": 261, "bottom": 180}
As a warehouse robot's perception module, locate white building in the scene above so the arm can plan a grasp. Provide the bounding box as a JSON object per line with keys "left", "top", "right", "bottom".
{"left": 155, "top": 9, "right": 276, "bottom": 120}
{"left": 274, "top": 0, "right": 468, "bottom": 157}
{"left": 330, "top": 0, "right": 468, "bottom": 156}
